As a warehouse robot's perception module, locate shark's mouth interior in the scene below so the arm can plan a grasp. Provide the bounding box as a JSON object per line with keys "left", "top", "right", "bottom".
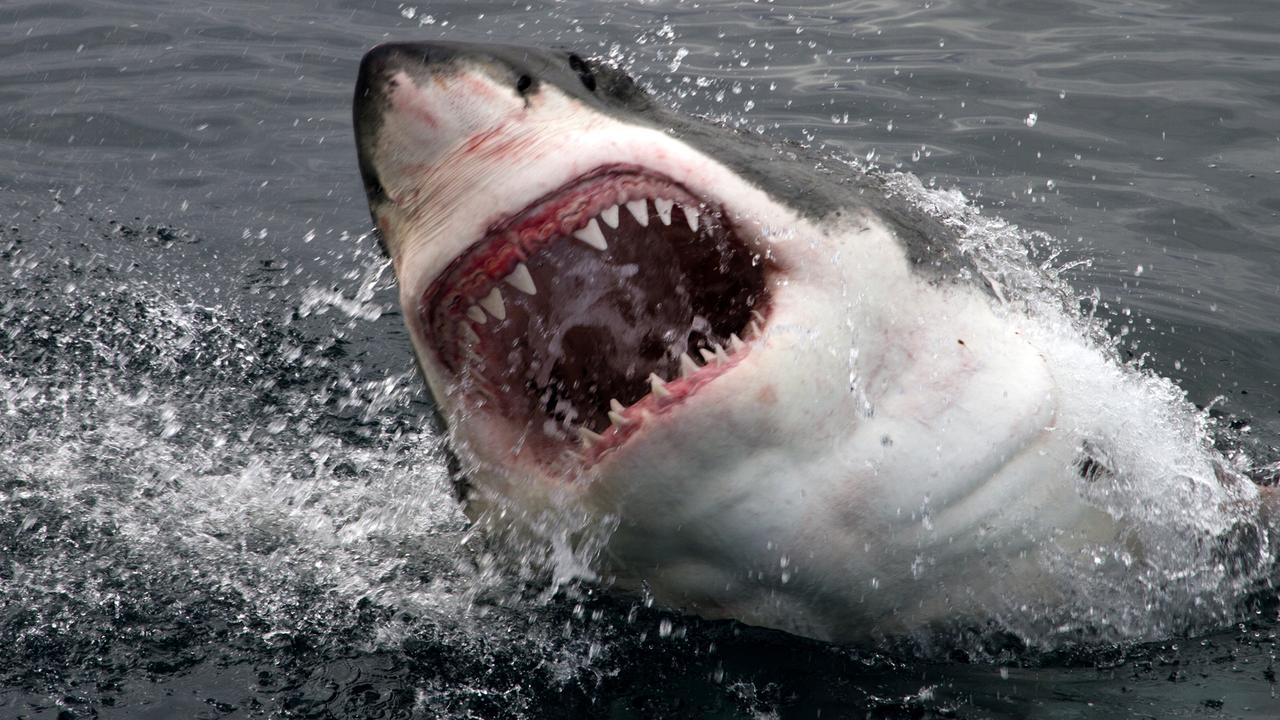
{"left": 423, "top": 167, "right": 770, "bottom": 460}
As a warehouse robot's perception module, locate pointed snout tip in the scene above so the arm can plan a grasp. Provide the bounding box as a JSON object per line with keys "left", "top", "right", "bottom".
{"left": 355, "top": 43, "right": 415, "bottom": 101}
{"left": 356, "top": 41, "right": 482, "bottom": 87}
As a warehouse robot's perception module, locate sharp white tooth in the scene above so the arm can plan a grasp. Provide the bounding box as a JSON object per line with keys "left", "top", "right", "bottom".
{"left": 479, "top": 287, "right": 506, "bottom": 320}
{"left": 503, "top": 263, "right": 537, "bottom": 295}
{"left": 648, "top": 373, "right": 671, "bottom": 398}
{"left": 572, "top": 218, "right": 608, "bottom": 250}
{"left": 600, "top": 204, "right": 620, "bottom": 229}
{"left": 729, "top": 333, "right": 746, "bottom": 352}
{"left": 682, "top": 205, "right": 700, "bottom": 232}
{"left": 607, "top": 399, "right": 631, "bottom": 427}
{"left": 680, "top": 352, "right": 699, "bottom": 378}
{"left": 699, "top": 348, "right": 717, "bottom": 365}
{"left": 579, "top": 427, "right": 604, "bottom": 448}
{"left": 749, "top": 321, "right": 763, "bottom": 337}
{"left": 461, "top": 324, "right": 481, "bottom": 345}
{"left": 654, "top": 198, "right": 674, "bottom": 225}
{"left": 625, "top": 199, "right": 649, "bottom": 227}
{"left": 750, "top": 310, "right": 766, "bottom": 324}
{"left": 466, "top": 306, "right": 487, "bottom": 324}
{"left": 713, "top": 343, "right": 730, "bottom": 363}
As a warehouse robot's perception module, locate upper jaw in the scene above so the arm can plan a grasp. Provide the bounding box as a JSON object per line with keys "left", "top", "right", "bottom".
{"left": 366, "top": 85, "right": 814, "bottom": 473}
{"left": 420, "top": 164, "right": 771, "bottom": 376}
{"left": 382, "top": 115, "right": 794, "bottom": 313}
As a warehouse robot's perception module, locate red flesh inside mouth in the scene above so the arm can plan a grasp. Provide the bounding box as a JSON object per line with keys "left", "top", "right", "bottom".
{"left": 421, "top": 166, "right": 771, "bottom": 464}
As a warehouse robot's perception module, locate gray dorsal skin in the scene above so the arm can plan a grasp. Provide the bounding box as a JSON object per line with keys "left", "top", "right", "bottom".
{"left": 353, "top": 42, "right": 979, "bottom": 284}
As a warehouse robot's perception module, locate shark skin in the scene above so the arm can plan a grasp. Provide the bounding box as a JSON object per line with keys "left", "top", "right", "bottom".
{"left": 352, "top": 42, "right": 1269, "bottom": 644}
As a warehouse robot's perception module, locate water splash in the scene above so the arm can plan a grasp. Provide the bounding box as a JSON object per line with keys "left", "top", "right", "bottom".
{"left": 880, "top": 171, "right": 1275, "bottom": 645}
{"left": 0, "top": 223, "right": 631, "bottom": 713}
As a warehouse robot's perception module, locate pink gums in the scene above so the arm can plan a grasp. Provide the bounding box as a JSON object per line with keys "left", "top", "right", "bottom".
{"left": 579, "top": 348, "right": 751, "bottom": 467}
{"left": 423, "top": 165, "right": 707, "bottom": 373}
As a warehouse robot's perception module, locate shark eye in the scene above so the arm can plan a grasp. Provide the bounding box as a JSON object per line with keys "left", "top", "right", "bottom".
{"left": 567, "top": 54, "right": 596, "bottom": 92}
{"left": 515, "top": 74, "right": 533, "bottom": 95}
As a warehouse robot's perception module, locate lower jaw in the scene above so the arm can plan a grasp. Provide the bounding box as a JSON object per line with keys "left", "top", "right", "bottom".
{"left": 449, "top": 331, "right": 758, "bottom": 471}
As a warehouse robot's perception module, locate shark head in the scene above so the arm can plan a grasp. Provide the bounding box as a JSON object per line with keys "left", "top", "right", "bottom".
{"left": 352, "top": 42, "right": 1141, "bottom": 641}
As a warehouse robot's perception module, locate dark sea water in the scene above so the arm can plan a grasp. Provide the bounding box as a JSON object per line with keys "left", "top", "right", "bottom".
{"left": 2, "top": 1, "right": 1279, "bottom": 717}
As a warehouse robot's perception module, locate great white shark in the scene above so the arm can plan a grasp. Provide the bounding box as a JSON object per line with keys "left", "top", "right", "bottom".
{"left": 352, "top": 42, "right": 1274, "bottom": 643}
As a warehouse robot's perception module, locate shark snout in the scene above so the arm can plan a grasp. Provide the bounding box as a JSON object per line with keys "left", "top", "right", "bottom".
{"left": 352, "top": 42, "right": 537, "bottom": 210}
{"left": 352, "top": 42, "right": 643, "bottom": 225}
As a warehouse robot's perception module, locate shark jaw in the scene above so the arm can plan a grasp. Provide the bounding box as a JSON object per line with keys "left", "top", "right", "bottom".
{"left": 353, "top": 42, "right": 1148, "bottom": 643}
{"left": 352, "top": 42, "right": 827, "bottom": 486}
{"left": 422, "top": 164, "right": 774, "bottom": 469}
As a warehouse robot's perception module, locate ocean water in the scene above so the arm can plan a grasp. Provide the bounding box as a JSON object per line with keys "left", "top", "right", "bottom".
{"left": 2, "top": 0, "right": 1279, "bottom": 717}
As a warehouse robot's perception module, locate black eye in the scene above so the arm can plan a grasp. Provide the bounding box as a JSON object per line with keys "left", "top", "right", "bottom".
{"left": 567, "top": 54, "right": 596, "bottom": 92}
{"left": 515, "top": 74, "right": 533, "bottom": 94}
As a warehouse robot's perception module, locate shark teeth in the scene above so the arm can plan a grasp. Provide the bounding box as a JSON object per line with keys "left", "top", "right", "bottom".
{"left": 453, "top": 195, "right": 704, "bottom": 333}
{"left": 479, "top": 287, "right": 506, "bottom": 320}
{"left": 654, "top": 198, "right": 674, "bottom": 225}
{"left": 625, "top": 199, "right": 649, "bottom": 227}
{"left": 600, "top": 204, "right": 620, "bottom": 229}
{"left": 683, "top": 205, "right": 699, "bottom": 232}
{"left": 581, "top": 335, "right": 756, "bottom": 450}
{"left": 679, "top": 352, "right": 699, "bottom": 378}
{"left": 573, "top": 218, "right": 608, "bottom": 250}
{"left": 444, "top": 186, "right": 769, "bottom": 459}
{"left": 607, "top": 398, "right": 634, "bottom": 427}
{"left": 649, "top": 373, "right": 671, "bottom": 398}
{"left": 503, "top": 262, "right": 536, "bottom": 295}
{"left": 572, "top": 196, "right": 695, "bottom": 253}
{"left": 579, "top": 427, "right": 604, "bottom": 448}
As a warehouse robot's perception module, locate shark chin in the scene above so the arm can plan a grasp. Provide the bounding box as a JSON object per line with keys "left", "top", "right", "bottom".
{"left": 353, "top": 42, "right": 1271, "bottom": 644}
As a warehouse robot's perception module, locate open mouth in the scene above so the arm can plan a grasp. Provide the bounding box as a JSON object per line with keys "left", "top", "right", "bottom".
{"left": 421, "top": 165, "right": 771, "bottom": 463}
